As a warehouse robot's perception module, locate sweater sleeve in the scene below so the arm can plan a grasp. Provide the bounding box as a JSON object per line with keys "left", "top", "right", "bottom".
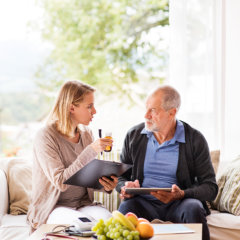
{"left": 33, "top": 127, "right": 97, "bottom": 192}
{"left": 116, "top": 131, "right": 133, "bottom": 193}
{"left": 183, "top": 130, "right": 218, "bottom": 201}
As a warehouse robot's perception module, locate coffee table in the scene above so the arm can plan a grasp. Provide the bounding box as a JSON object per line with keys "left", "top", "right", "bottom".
{"left": 28, "top": 223, "right": 202, "bottom": 240}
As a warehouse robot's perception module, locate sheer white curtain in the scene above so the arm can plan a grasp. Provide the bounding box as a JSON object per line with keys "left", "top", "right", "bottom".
{"left": 168, "top": 0, "right": 225, "bottom": 159}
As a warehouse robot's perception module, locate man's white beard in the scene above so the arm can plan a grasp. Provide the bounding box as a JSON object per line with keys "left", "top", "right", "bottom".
{"left": 145, "top": 120, "right": 159, "bottom": 132}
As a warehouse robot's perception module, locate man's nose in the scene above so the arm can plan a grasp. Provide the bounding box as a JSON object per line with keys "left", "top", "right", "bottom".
{"left": 144, "top": 110, "right": 150, "bottom": 119}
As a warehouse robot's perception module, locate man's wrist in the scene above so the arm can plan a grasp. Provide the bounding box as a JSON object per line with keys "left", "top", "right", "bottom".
{"left": 180, "top": 190, "right": 185, "bottom": 199}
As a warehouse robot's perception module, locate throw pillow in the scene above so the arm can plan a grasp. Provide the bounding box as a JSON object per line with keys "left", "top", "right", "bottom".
{"left": 2, "top": 158, "right": 32, "bottom": 215}
{"left": 210, "top": 150, "right": 220, "bottom": 174}
{"left": 211, "top": 156, "right": 240, "bottom": 215}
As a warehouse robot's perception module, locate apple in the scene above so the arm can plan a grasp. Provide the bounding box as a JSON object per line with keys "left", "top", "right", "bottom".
{"left": 125, "top": 212, "right": 138, "bottom": 226}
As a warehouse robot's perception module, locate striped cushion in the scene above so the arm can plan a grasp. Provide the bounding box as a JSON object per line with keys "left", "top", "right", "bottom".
{"left": 94, "top": 189, "right": 121, "bottom": 212}
{"left": 212, "top": 156, "right": 240, "bottom": 215}
{"left": 94, "top": 151, "right": 121, "bottom": 212}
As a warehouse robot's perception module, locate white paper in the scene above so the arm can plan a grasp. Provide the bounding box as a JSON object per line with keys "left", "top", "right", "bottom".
{"left": 152, "top": 224, "right": 195, "bottom": 235}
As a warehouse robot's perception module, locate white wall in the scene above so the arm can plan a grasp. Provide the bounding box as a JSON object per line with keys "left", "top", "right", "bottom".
{"left": 169, "top": 0, "right": 240, "bottom": 161}
{"left": 224, "top": 0, "right": 240, "bottom": 160}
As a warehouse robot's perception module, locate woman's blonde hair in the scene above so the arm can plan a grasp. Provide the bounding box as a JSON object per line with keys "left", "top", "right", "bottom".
{"left": 47, "top": 80, "right": 95, "bottom": 137}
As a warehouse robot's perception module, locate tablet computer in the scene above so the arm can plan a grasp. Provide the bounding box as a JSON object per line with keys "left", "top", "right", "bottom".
{"left": 125, "top": 187, "right": 172, "bottom": 195}
{"left": 64, "top": 159, "right": 132, "bottom": 189}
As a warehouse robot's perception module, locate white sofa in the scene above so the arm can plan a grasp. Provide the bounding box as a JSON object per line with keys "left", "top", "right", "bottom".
{"left": 0, "top": 168, "right": 30, "bottom": 240}
{"left": 1, "top": 157, "right": 240, "bottom": 240}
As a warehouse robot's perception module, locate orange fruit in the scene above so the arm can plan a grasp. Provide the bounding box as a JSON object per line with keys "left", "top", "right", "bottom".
{"left": 136, "top": 222, "right": 154, "bottom": 238}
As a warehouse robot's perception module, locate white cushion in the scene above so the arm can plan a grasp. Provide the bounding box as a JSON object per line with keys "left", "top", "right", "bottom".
{"left": 0, "top": 225, "right": 30, "bottom": 240}
{"left": 0, "top": 169, "right": 9, "bottom": 223}
{"left": 1, "top": 214, "right": 28, "bottom": 227}
{"left": 207, "top": 210, "right": 240, "bottom": 230}
{"left": 0, "top": 215, "right": 30, "bottom": 240}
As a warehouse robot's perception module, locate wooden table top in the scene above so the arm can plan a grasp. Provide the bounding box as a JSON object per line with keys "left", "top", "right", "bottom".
{"left": 28, "top": 223, "right": 202, "bottom": 240}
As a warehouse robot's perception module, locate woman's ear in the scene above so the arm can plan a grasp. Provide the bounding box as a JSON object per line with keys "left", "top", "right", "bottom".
{"left": 69, "top": 104, "right": 75, "bottom": 113}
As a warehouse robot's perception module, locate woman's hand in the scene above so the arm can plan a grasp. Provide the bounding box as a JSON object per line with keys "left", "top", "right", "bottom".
{"left": 90, "top": 138, "right": 113, "bottom": 153}
{"left": 99, "top": 175, "right": 118, "bottom": 192}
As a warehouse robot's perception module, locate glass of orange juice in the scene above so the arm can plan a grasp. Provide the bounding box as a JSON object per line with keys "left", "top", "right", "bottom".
{"left": 104, "top": 132, "right": 112, "bottom": 152}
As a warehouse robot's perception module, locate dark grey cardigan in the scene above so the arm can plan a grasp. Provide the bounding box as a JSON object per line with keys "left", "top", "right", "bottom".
{"left": 116, "top": 121, "right": 218, "bottom": 214}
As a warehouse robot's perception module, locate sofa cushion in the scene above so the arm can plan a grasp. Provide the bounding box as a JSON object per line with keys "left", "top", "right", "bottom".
{"left": 211, "top": 156, "right": 240, "bottom": 215}
{"left": 0, "top": 169, "right": 9, "bottom": 221}
{"left": 1, "top": 158, "right": 32, "bottom": 215}
{"left": 0, "top": 226, "right": 30, "bottom": 240}
{"left": 210, "top": 150, "right": 220, "bottom": 174}
{"left": 1, "top": 214, "right": 28, "bottom": 227}
{"left": 207, "top": 210, "right": 240, "bottom": 229}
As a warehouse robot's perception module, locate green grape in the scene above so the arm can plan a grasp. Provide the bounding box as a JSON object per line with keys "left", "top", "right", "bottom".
{"left": 114, "top": 232, "right": 120, "bottom": 238}
{"left": 109, "top": 224, "right": 115, "bottom": 229}
{"left": 106, "top": 217, "right": 113, "bottom": 225}
{"left": 127, "top": 234, "right": 133, "bottom": 240}
{"left": 96, "top": 229, "right": 103, "bottom": 235}
{"left": 133, "top": 235, "right": 139, "bottom": 240}
{"left": 100, "top": 235, "right": 107, "bottom": 240}
{"left": 115, "top": 222, "right": 121, "bottom": 227}
{"left": 112, "top": 219, "right": 117, "bottom": 225}
{"left": 123, "top": 230, "right": 130, "bottom": 237}
{"left": 92, "top": 225, "right": 98, "bottom": 232}
{"left": 110, "top": 233, "right": 115, "bottom": 239}
{"left": 99, "top": 219, "right": 104, "bottom": 224}
{"left": 132, "top": 231, "right": 139, "bottom": 236}
{"left": 117, "top": 237, "right": 124, "bottom": 240}
{"left": 96, "top": 222, "right": 103, "bottom": 229}
{"left": 112, "top": 228, "right": 118, "bottom": 233}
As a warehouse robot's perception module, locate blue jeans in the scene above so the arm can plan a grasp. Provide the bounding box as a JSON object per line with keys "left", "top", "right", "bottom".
{"left": 118, "top": 196, "right": 209, "bottom": 240}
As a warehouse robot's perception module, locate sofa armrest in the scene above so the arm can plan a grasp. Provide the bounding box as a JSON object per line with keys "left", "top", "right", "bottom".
{"left": 0, "top": 168, "right": 9, "bottom": 222}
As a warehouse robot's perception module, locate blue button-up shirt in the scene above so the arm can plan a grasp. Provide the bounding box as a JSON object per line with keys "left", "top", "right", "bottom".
{"left": 141, "top": 120, "right": 185, "bottom": 191}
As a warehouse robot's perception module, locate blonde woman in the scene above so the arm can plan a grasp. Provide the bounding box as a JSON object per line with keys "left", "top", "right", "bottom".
{"left": 27, "top": 80, "right": 117, "bottom": 232}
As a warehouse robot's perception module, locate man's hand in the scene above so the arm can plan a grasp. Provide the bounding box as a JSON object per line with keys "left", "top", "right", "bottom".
{"left": 99, "top": 175, "right": 118, "bottom": 192}
{"left": 120, "top": 180, "right": 140, "bottom": 199}
{"left": 150, "top": 184, "right": 185, "bottom": 203}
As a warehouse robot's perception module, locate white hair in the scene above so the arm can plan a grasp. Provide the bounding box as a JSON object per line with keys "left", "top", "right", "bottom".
{"left": 152, "top": 85, "right": 181, "bottom": 112}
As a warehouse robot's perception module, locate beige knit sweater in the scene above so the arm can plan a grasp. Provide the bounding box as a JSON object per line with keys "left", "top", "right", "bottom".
{"left": 27, "top": 123, "right": 97, "bottom": 229}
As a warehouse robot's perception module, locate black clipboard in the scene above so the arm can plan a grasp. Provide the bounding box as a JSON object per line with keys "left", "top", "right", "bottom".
{"left": 64, "top": 159, "right": 132, "bottom": 189}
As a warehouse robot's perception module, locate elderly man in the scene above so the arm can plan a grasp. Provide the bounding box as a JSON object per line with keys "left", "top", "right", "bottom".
{"left": 116, "top": 86, "right": 218, "bottom": 240}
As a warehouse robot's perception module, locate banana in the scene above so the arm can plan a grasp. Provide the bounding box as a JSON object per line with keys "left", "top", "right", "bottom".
{"left": 112, "top": 210, "right": 136, "bottom": 231}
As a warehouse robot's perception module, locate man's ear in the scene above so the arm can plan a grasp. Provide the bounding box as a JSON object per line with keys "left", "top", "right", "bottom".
{"left": 69, "top": 104, "right": 75, "bottom": 113}
{"left": 169, "top": 108, "right": 177, "bottom": 117}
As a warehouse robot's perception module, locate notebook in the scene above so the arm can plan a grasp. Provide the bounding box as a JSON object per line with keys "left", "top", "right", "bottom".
{"left": 152, "top": 224, "right": 195, "bottom": 234}
{"left": 64, "top": 159, "right": 132, "bottom": 189}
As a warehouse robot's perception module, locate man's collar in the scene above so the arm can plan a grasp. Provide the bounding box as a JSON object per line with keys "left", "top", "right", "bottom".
{"left": 140, "top": 120, "right": 185, "bottom": 143}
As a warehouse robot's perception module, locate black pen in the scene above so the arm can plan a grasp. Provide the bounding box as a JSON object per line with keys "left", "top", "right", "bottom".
{"left": 98, "top": 129, "right": 103, "bottom": 155}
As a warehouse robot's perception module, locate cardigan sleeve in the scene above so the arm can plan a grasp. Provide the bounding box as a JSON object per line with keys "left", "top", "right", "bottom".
{"left": 116, "top": 131, "right": 133, "bottom": 193}
{"left": 183, "top": 127, "right": 218, "bottom": 201}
